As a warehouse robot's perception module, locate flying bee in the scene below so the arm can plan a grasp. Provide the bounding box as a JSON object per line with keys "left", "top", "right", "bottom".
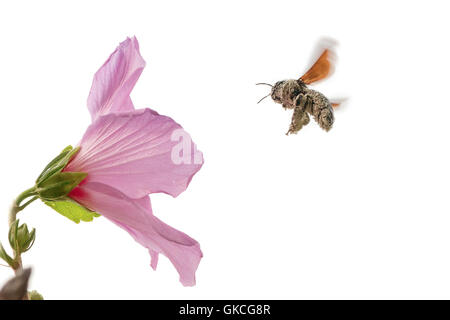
{"left": 257, "top": 40, "right": 342, "bottom": 135}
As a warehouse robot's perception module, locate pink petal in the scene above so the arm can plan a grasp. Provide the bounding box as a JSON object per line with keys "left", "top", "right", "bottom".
{"left": 65, "top": 109, "right": 203, "bottom": 199}
{"left": 69, "top": 182, "right": 202, "bottom": 286}
{"left": 87, "top": 36, "right": 145, "bottom": 121}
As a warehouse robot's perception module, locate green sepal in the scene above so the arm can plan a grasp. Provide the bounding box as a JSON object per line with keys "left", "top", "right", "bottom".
{"left": 37, "top": 172, "right": 87, "bottom": 201}
{"left": 36, "top": 145, "right": 72, "bottom": 184}
{"left": 23, "top": 228, "right": 36, "bottom": 253}
{"left": 8, "top": 220, "right": 36, "bottom": 254}
{"left": 8, "top": 220, "right": 19, "bottom": 251}
{"left": 36, "top": 145, "right": 80, "bottom": 185}
{"left": 44, "top": 197, "right": 100, "bottom": 224}
{"left": 0, "top": 242, "right": 17, "bottom": 268}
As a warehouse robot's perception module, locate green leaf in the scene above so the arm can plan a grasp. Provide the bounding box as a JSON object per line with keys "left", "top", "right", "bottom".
{"left": 0, "top": 242, "right": 15, "bottom": 268}
{"left": 36, "top": 146, "right": 80, "bottom": 185}
{"left": 44, "top": 198, "right": 100, "bottom": 224}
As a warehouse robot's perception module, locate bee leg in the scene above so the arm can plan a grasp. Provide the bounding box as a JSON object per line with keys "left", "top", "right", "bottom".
{"left": 286, "top": 95, "right": 310, "bottom": 135}
{"left": 315, "top": 103, "right": 334, "bottom": 131}
{"left": 293, "top": 93, "right": 307, "bottom": 108}
{"left": 318, "top": 108, "right": 334, "bottom": 131}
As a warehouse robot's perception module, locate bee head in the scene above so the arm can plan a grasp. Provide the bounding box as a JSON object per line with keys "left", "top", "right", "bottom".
{"left": 270, "top": 81, "right": 285, "bottom": 103}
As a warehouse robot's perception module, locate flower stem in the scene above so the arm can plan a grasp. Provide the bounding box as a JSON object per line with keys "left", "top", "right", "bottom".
{"left": 8, "top": 187, "right": 37, "bottom": 274}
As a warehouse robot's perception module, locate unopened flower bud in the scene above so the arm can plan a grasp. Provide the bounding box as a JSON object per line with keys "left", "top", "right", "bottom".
{"left": 8, "top": 220, "right": 36, "bottom": 254}
{"left": 28, "top": 290, "right": 44, "bottom": 300}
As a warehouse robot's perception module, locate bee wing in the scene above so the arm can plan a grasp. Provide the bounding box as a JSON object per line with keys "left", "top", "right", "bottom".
{"left": 331, "top": 101, "right": 340, "bottom": 108}
{"left": 300, "top": 39, "right": 336, "bottom": 85}
{"left": 330, "top": 97, "right": 347, "bottom": 109}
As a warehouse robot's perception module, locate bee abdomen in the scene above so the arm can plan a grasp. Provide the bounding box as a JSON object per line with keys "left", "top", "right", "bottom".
{"left": 306, "top": 89, "right": 334, "bottom": 131}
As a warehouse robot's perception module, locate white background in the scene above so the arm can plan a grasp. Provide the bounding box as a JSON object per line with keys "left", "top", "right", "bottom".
{"left": 0, "top": 0, "right": 449, "bottom": 299}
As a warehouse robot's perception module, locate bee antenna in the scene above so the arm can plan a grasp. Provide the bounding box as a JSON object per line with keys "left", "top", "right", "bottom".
{"left": 256, "top": 82, "right": 273, "bottom": 87}
{"left": 257, "top": 93, "right": 271, "bottom": 104}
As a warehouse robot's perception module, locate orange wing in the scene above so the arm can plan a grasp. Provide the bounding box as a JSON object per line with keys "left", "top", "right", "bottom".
{"left": 300, "top": 48, "right": 334, "bottom": 85}
{"left": 330, "top": 98, "right": 347, "bottom": 109}
{"left": 331, "top": 102, "right": 340, "bottom": 109}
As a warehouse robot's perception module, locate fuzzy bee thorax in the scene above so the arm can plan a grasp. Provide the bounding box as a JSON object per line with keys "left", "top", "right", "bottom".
{"left": 271, "top": 80, "right": 307, "bottom": 109}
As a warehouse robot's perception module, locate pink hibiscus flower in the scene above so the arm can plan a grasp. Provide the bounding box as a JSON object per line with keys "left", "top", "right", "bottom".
{"left": 63, "top": 37, "right": 203, "bottom": 286}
